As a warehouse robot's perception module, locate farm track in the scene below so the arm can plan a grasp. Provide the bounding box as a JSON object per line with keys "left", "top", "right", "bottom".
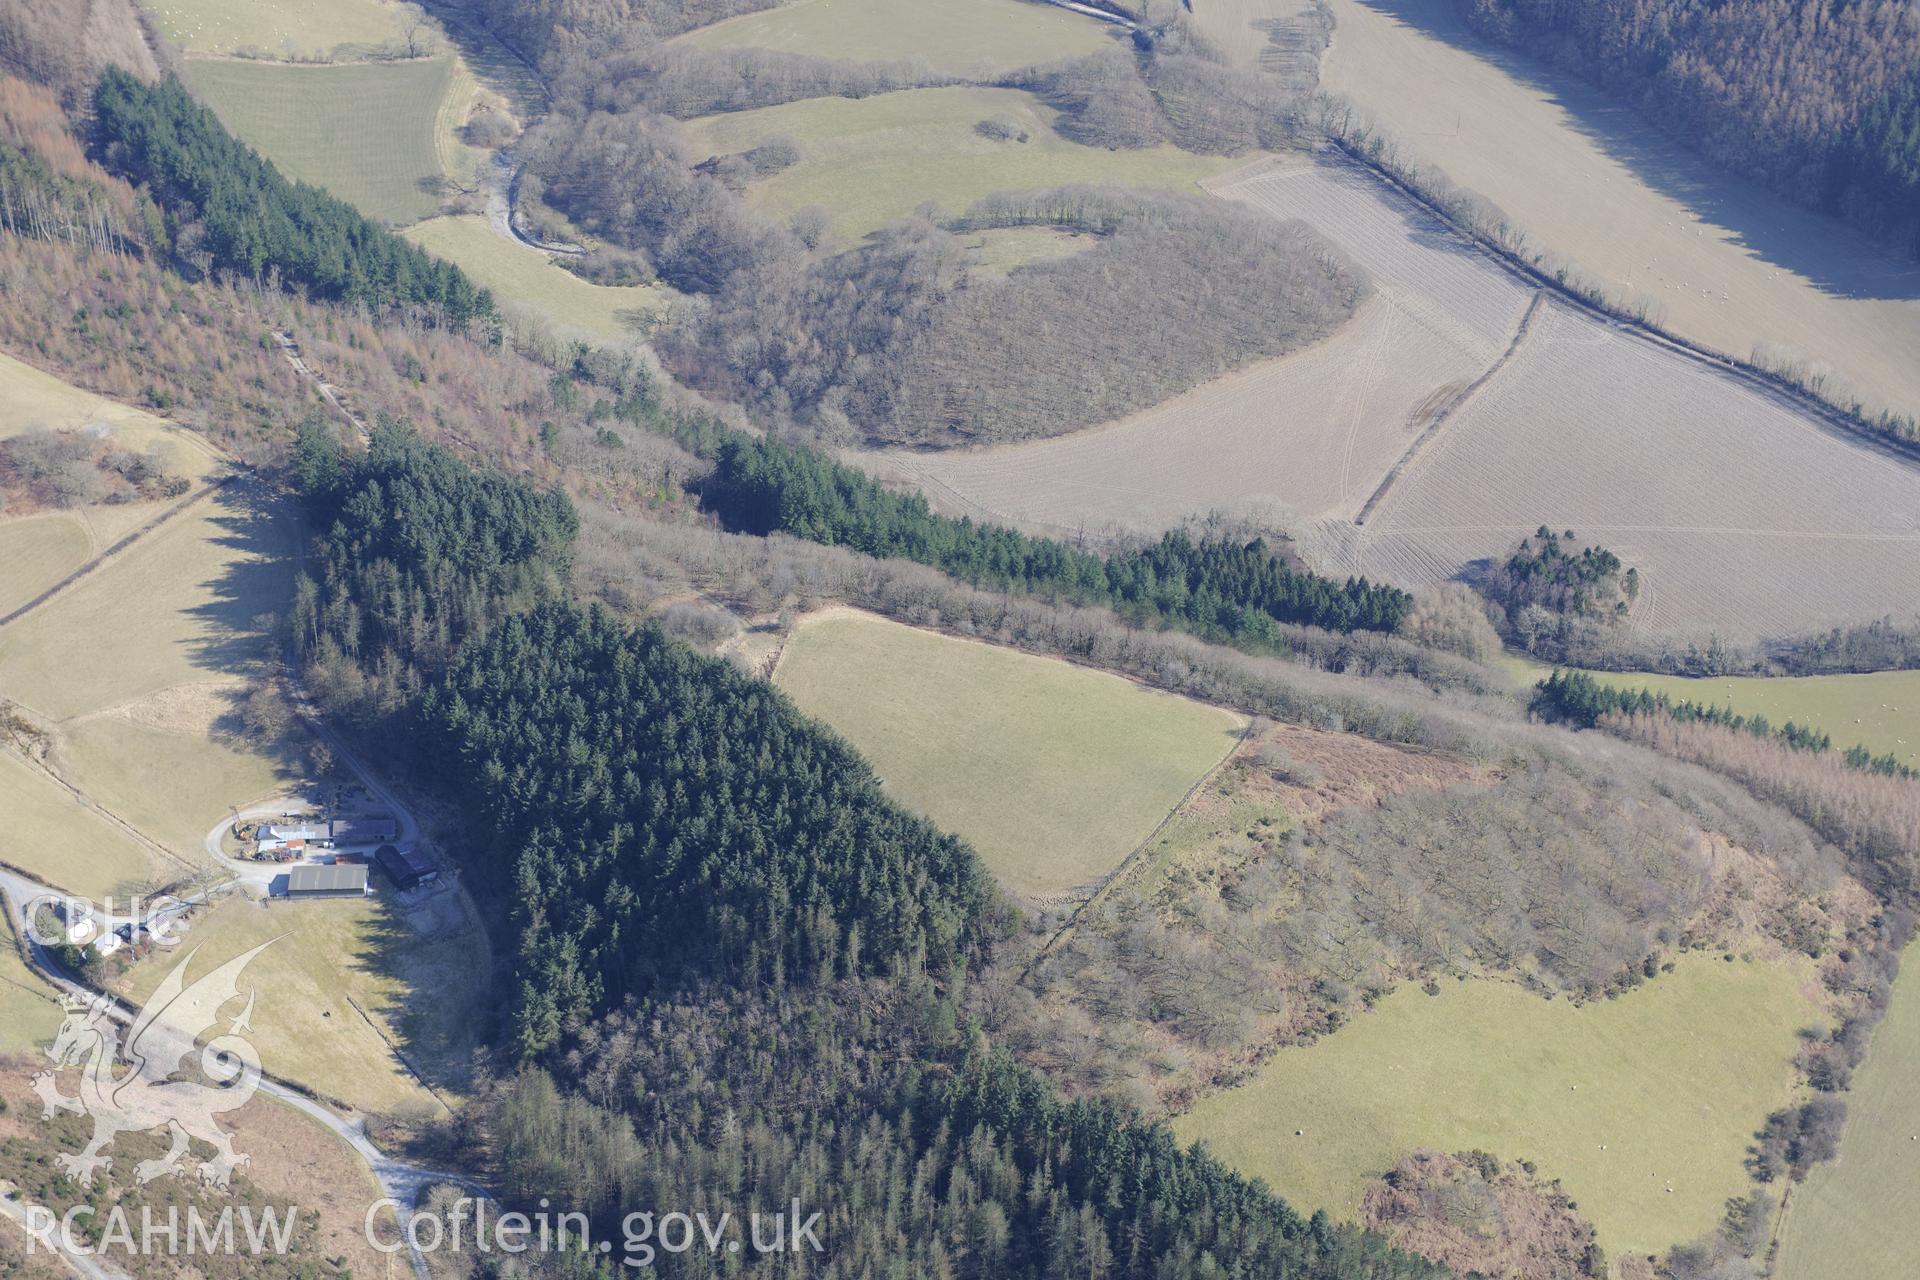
{"left": 273, "top": 330, "right": 368, "bottom": 443}
{"left": 870, "top": 147, "right": 1920, "bottom": 638}
{"left": 1317, "top": 0, "right": 1920, "bottom": 429}
{"left": 860, "top": 153, "right": 1532, "bottom": 537}
{"left": 1022, "top": 719, "right": 1254, "bottom": 980}
{"left": 0, "top": 742, "right": 198, "bottom": 878}
{"left": 416, "top": 1, "right": 588, "bottom": 257}
{"left": 1342, "top": 295, "right": 1920, "bottom": 638}
{"left": 1354, "top": 289, "right": 1544, "bottom": 526}
{"left": 0, "top": 476, "right": 234, "bottom": 630}
{"left": 1030, "top": 0, "right": 1136, "bottom": 27}
{"left": 1332, "top": 139, "right": 1920, "bottom": 474}
{"left": 0, "top": 860, "right": 480, "bottom": 1280}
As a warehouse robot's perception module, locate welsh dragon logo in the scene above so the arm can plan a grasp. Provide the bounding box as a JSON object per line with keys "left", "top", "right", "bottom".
{"left": 31, "top": 942, "right": 274, "bottom": 1190}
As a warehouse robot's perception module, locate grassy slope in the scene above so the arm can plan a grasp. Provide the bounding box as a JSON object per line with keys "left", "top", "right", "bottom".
{"left": 0, "top": 351, "right": 211, "bottom": 458}
{"left": 773, "top": 609, "right": 1245, "bottom": 899}
{"left": 961, "top": 225, "right": 1098, "bottom": 278}
{"left": 61, "top": 716, "right": 304, "bottom": 861}
{"left": 145, "top": 0, "right": 408, "bottom": 57}
{"left": 0, "top": 475, "right": 294, "bottom": 896}
{"left": 681, "top": 86, "right": 1245, "bottom": 244}
{"left": 119, "top": 894, "right": 442, "bottom": 1116}
{"left": 0, "top": 484, "right": 292, "bottom": 722}
{"left": 0, "top": 910, "right": 62, "bottom": 1054}
{"left": 0, "top": 350, "right": 301, "bottom": 899}
{"left": 0, "top": 354, "right": 226, "bottom": 543}
{"left": 0, "top": 515, "right": 91, "bottom": 619}
{"left": 185, "top": 57, "right": 454, "bottom": 225}
{"left": 0, "top": 349, "right": 227, "bottom": 610}
{"left": 1774, "top": 959, "right": 1920, "bottom": 1280}
{"left": 404, "top": 215, "right": 668, "bottom": 341}
{"left": 671, "top": 0, "right": 1114, "bottom": 78}
{"left": 1505, "top": 656, "right": 1920, "bottom": 768}
{"left": 1175, "top": 954, "right": 1816, "bottom": 1258}
{"left": 0, "top": 750, "right": 159, "bottom": 899}
{"left": 223, "top": 1095, "right": 399, "bottom": 1280}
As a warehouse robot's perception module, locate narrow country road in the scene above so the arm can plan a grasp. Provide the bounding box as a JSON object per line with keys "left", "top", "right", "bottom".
{"left": 0, "top": 1186, "right": 125, "bottom": 1280}
{"left": 485, "top": 151, "right": 583, "bottom": 256}
{"left": 0, "top": 868, "right": 477, "bottom": 1280}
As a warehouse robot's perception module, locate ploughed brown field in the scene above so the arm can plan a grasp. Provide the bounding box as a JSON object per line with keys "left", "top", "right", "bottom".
{"left": 862, "top": 155, "right": 1920, "bottom": 642}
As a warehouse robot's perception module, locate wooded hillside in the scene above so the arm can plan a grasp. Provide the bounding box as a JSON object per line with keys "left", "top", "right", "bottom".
{"left": 418, "top": 598, "right": 999, "bottom": 1055}
{"left": 675, "top": 189, "right": 1364, "bottom": 444}
{"left": 290, "top": 426, "right": 1446, "bottom": 1279}
{"left": 92, "top": 69, "right": 495, "bottom": 326}
{"left": 1460, "top": 0, "right": 1920, "bottom": 253}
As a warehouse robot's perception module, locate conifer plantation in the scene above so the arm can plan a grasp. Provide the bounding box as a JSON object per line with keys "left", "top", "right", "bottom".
{"left": 291, "top": 420, "right": 1446, "bottom": 1280}
{"left": 91, "top": 68, "right": 494, "bottom": 326}
{"left": 702, "top": 432, "right": 1412, "bottom": 639}
{"left": 6, "top": 2, "right": 1920, "bottom": 1274}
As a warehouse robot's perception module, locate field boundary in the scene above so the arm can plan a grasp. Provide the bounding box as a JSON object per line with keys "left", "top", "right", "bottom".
{"left": 0, "top": 475, "right": 234, "bottom": 630}
{"left": 418, "top": 0, "right": 552, "bottom": 111}
{"left": 1353, "top": 288, "right": 1543, "bottom": 527}
{"left": 344, "top": 992, "right": 457, "bottom": 1116}
{"left": 2, "top": 743, "right": 201, "bottom": 877}
{"left": 1324, "top": 140, "right": 1920, "bottom": 472}
{"left": 1021, "top": 717, "right": 1254, "bottom": 977}
{"left": 30, "top": 934, "right": 359, "bottom": 1112}
{"left": 0, "top": 854, "right": 83, "bottom": 901}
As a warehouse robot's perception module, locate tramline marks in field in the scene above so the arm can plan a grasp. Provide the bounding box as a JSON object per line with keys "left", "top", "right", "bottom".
{"left": 1335, "top": 298, "right": 1920, "bottom": 639}
{"left": 869, "top": 151, "right": 1920, "bottom": 639}
{"left": 865, "top": 156, "right": 1530, "bottom": 535}
{"left": 1212, "top": 159, "right": 1528, "bottom": 369}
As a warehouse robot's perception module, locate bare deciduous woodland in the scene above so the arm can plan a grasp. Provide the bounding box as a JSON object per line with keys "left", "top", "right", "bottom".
{"left": 1, "top": 0, "right": 1919, "bottom": 1276}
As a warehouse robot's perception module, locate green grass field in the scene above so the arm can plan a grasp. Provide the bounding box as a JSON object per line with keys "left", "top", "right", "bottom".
{"left": 1505, "top": 655, "right": 1920, "bottom": 768}
{"left": 0, "top": 910, "right": 63, "bottom": 1055}
{"left": 671, "top": 0, "right": 1115, "bottom": 78}
{"left": 1175, "top": 954, "right": 1816, "bottom": 1259}
{"left": 120, "top": 894, "right": 443, "bottom": 1116}
{"left": 146, "top": 0, "right": 409, "bottom": 58}
{"left": 1774, "top": 959, "right": 1920, "bottom": 1280}
{"left": 773, "top": 609, "right": 1244, "bottom": 899}
{"left": 186, "top": 57, "right": 454, "bottom": 225}
{"left": 0, "top": 352, "right": 209, "bottom": 457}
{"left": 682, "top": 86, "right": 1246, "bottom": 244}
{"left": 0, "top": 351, "right": 224, "bottom": 556}
{"left": 0, "top": 750, "right": 159, "bottom": 900}
{"left": 62, "top": 713, "right": 305, "bottom": 861}
{"left": 0, "top": 483, "right": 292, "bottom": 722}
{"left": 404, "top": 215, "right": 669, "bottom": 341}
{"left": 0, "top": 350, "right": 136, "bottom": 438}
{"left": 0, "top": 354, "right": 225, "bottom": 522}
{"left": 0, "top": 515, "right": 91, "bottom": 619}
{"left": 0, "top": 479, "right": 296, "bottom": 893}
{"left": 960, "top": 225, "right": 1098, "bottom": 278}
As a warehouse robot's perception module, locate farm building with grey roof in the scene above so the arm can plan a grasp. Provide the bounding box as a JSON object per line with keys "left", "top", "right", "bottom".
{"left": 285, "top": 864, "right": 369, "bottom": 898}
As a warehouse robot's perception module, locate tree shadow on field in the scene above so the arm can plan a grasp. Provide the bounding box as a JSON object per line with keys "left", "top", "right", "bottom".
{"left": 181, "top": 478, "right": 321, "bottom": 801}
{"left": 1348, "top": 0, "right": 1920, "bottom": 301}
{"left": 1318, "top": 155, "right": 1490, "bottom": 264}
{"left": 349, "top": 884, "right": 491, "bottom": 1106}
{"left": 184, "top": 477, "right": 294, "bottom": 681}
